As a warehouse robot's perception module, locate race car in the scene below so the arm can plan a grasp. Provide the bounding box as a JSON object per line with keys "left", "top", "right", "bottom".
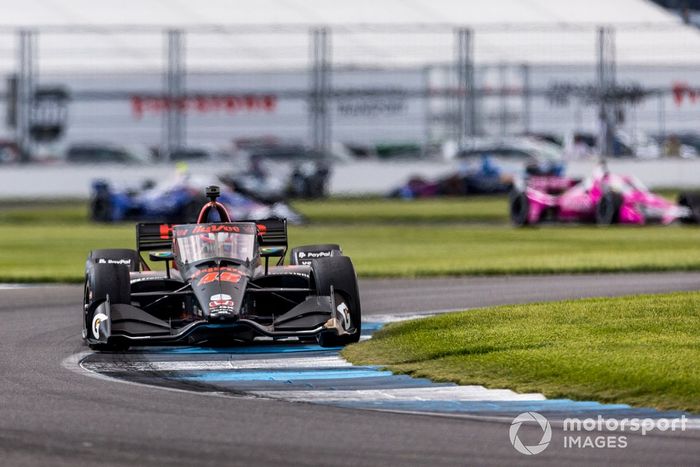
{"left": 389, "top": 155, "right": 515, "bottom": 198}
{"left": 509, "top": 167, "right": 694, "bottom": 226}
{"left": 82, "top": 186, "right": 360, "bottom": 351}
{"left": 90, "top": 171, "right": 303, "bottom": 224}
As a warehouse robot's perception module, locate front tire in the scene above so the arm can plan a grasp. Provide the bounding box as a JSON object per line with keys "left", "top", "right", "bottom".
{"left": 311, "top": 256, "right": 361, "bottom": 347}
{"left": 85, "top": 262, "right": 131, "bottom": 307}
{"left": 509, "top": 190, "right": 531, "bottom": 226}
{"left": 596, "top": 192, "right": 622, "bottom": 225}
{"left": 83, "top": 263, "right": 131, "bottom": 351}
{"left": 678, "top": 192, "right": 700, "bottom": 224}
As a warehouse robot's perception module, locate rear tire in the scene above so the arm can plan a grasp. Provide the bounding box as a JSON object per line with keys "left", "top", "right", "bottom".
{"left": 311, "top": 256, "right": 361, "bottom": 347}
{"left": 678, "top": 192, "right": 700, "bottom": 224}
{"left": 509, "top": 190, "right": 531, "bottom": 226}
{"left": 90, "top": 195, "right": 112, "bottom": 222}
{"left": 596, "top": 192, "right": 622, "bottom": 225}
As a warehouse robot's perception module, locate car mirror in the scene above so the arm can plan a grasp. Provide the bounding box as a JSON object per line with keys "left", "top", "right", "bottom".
{"left": 149, "top": 251, "right": 174, "bottom": 262}
{"left": 260, "top": 246, "right": 286, "bottom": 257}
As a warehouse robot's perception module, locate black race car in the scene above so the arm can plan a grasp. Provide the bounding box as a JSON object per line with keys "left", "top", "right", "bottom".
{"left": 82, "top": 186, "right": 360, "bottom": 351}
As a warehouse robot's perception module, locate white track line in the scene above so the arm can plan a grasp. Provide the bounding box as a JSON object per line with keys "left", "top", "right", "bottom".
{"left": 365, "top": 312, "right": 440, "bottom": 323}
{"left": 250, "top": 386, "right": 546, "bottom": 402}
{"left": 82, "top": 356, "right": 354, "bottom": 372}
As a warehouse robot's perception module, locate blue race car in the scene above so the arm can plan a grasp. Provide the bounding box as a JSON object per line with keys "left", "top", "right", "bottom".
{"left": 90, "top": 172, "right": 303, "bottom": 224}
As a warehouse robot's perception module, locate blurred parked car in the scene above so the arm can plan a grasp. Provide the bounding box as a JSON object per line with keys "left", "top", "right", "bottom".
{"left": 157, "top": 146, "right": 232, "bottom": 162}
{"left": 390, "top": 155, "right": 515, "bottom": 198}
{"left": 651, "top": 133, "right": 700, "bottom": 158}
{"left": 0, "top": 140, "right": 20, "bottom": 163}
{"left": 65, "top": 143, "right": 153, "bottom": 164}
{"left": 233, "top": 137, "right": 354, "bottom": 164}
{"left": 563, "top": 130, "right": 697, "bottom": 159}
{"left": 447, "top": 136, "right": 565, "bottom": 175}
{"left": 223, "top": 154, "right": 330, "bottom": 201}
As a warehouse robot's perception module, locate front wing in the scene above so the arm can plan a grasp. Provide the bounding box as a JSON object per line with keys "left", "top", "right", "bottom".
{"left": 85, "top": 291, "right": 350, "bottom": 347}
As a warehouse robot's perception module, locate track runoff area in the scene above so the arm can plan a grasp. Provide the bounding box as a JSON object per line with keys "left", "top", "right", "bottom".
{"left": 75, "top": 288, "right": 700, "bottom": 459}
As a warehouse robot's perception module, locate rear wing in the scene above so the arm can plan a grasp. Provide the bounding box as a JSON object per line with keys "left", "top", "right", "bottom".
{"left": 136, "top": 223, "right": 173, "bottom": 270}
{"left": 255, "top": 218, "right": 288, "bottom": 267}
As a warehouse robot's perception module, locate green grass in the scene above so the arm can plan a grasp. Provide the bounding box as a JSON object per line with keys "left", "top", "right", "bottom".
{"left": 0, "top": 197, "right": 509, "bottom": 225}
{"left": 342, "top": 292, "right": 700, "bottom": 413}
{"left": 2, "top": 199, "right": 700, "bottom": 282}
{"left": 292, "top": 197, "right": 508, "bottom": 223}
{"left": 0, "top": 201, "right": 88, "bottom": 225}
{"left": 2, "top": 222, "right": 700, "bottom": 282}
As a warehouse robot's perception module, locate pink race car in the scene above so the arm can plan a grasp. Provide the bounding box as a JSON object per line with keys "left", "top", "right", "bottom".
{"left": 510, "top": 168, "right": 694, "bottom": 226}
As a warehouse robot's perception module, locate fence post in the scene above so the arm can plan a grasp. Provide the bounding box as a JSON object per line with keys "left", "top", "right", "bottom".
{"left": 521, "top": 63, "right": 531, "bottom": 134}
{"left": 498, "top": 62, "right": 508, "bottom": 136}
{"left": 163, "top": 29, "right": 185, "bottom": 161}
{"left": 597, "top": 26, "right": 616, "bottom": 158}
{"left": 454, "top": 28, "right": 475, "bottom": 142}
{"left": 16, "top": 29, "right": 36, "bottom": 163}
{"left": 657, "top": 91, "right": 665, "bottom": 142}
{"left": 309, "top": 27, "right": 331, "bottom": 157}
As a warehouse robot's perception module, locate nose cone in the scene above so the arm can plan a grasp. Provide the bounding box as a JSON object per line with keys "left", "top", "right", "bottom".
{"left": 191, "top": 267, "right": 247, "bottom": 320}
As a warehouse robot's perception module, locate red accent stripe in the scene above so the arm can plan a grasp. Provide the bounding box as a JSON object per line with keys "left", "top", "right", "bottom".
{"left": 159, "top": 224, "right": 171, "bottom": 239}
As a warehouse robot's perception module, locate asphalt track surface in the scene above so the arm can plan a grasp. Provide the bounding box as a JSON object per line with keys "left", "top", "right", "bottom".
{"left": 2, "top": 272, "right": 700, "bottom": 466}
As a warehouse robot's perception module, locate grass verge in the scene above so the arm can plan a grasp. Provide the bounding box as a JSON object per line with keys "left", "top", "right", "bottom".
{"left": 291, "top": 197, "right": 508, "bottom": 223}
{"left": 0, "top": 197, "right": 510, "bottom": 224}
{"left": 1, "top": 223, "right": 700, "bottom": 282}
{"left": 342, "top": 292, "right": 700, "bottom": 413}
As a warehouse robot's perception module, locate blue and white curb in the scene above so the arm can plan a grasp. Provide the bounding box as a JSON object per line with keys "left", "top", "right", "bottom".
{"left": 79, "top": 320, "right": 700, "bottom": 423}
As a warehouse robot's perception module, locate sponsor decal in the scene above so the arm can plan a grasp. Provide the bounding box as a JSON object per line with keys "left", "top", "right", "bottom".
{"left": 131, "top": 94, "right": 277, "bottom": 119}
{"left": 209, "top": 295, "right": 235, "bottom": 314}
{"left": 97, "top": 258, "right": 131, "bottom": 265}
{"left": 210, "top": 293, "right": 232, "bottom": 301}
{"left": 192, "top": 224, "right": 240, "bottom": 234}
{"left": 91, "top": 312, "right": 109, "bottom": 340}
{"left": 209, "top": 301, "right": 235, "bottom": 311}
{"left": 336, "top": 95, "right": 407, "bottom": 117}
{"left": 297, "top": 250, "right": 333, "bottom": 265}
{"left": 303, "top": 250, "right": 332, "bottom": 258}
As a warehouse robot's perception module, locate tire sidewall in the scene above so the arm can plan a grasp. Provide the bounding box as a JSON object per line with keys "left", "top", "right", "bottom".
{"left": 509, "top": 191, "right": 530, "bottom": 226}
{"left": 87, "top": 263, "right": 131, "bottom": 305}
{"left": 596, "top": 192, "right": 621, "bottom": 225}
{"left": 311, "top": 256, "right": 361, "bottom": 344}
